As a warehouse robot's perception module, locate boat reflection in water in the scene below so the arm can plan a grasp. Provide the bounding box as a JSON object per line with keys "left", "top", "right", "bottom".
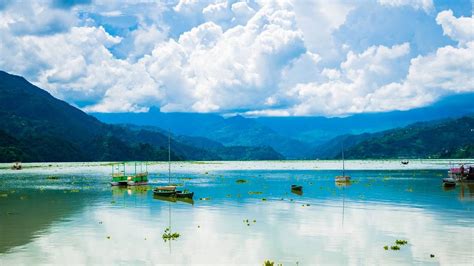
{"left": 459, "top": 183, "right": 474, "bottom": 201}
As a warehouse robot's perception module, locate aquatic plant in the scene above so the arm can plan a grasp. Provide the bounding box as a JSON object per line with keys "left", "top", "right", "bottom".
{"left": 248, "top": 191, "right": 263, "bottom": 195}
{"left": 162, "top": 227, "right": 180, "bottom": 242}
{"left": 395, "top": 240, "right": 408, "bottom": 245}
{"left": 236, "top": 179, "right": 247, "bottom": 184}
{"left": 390, "top": 245, "right": 400, "bottom": 250}
{"left": 263, "top": 260, "right": 274, "bottom": 266}
{"left": 262, "top": 198, "right": 267, "bottom": 201}
{"left": 384, "top": 246, "right": 388, "bottom": 250}
{"left": 430, "top": 254, "right": 435, "bottom": 258}
{"left": 46, "top": 176, "right": 59, "bottom": 180}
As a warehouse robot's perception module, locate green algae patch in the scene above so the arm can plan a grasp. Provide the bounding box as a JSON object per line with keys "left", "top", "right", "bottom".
{"left": 236, "top": 179, "right": 247, "bottom": 184}
{"left": 162, "top": 227, "right": 180, "bottom": 242}
{"left": 395, "top": 240, "right": 408, "bottom": 245}
{"left": 248, "top": 191, "right": 263, "bottom": 195}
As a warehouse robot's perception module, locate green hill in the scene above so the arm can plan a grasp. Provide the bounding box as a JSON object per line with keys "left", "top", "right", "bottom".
{"left": 0, "top": 71, "right": 283, "bottom": 162}
{"left": 341, "top": 115, "right": 474, "bottom": 159}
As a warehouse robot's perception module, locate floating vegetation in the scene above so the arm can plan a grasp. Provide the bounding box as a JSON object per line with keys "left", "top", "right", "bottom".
{"left": 263, "top": 260, "right": 274, "bottom": 266}
{"left": 226, "top": 194, "right": 232, "bottom": 197}
{"left": 406, "top": 188, "right": 413, "bottom": 192}
{"left": 180, "top": 177, "right": 192, "bottom": 180}
{"left": 46, "top": 176, "right": 59, "bottom": 180}
{"left": 162, "top": 227, "right": 180, "bottom": 242}
{"left": 390, "top": 245, "right": 400, "bottom": 250}
{"left": 0, "top": 193, "right": 8, "bottom": 198}
{"left": 69, "top": 189, "right": 80, "bottom": 193}
{"left": 200, "top": 197, "right": 211, "bottom": 201}
{"left": 236, "top": 179, "right": 247, "bottom": 184}
{"left": 107, "top": 236, "right": 111, "bottom": 239}
{"left": 248, "top": 191, "right": 263, "bottom": 195}
{"left": 384, "top": 246, "right": 388, "bottom": 250}
{"left": 262, "top": 198, "right": 267, "bottom": 201}
{"left": 395, "top": 240, "right": 408, "bottom": 245}
{"left": 430, "top": 254, "right": 435, "bottom": 258}
{"left": 111, "top": 200, "right": 116, "bottom": 204}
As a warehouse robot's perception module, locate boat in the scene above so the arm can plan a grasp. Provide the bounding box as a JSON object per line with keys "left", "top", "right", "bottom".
{"left": 153, "top": 188, "right": 177, "bottom": 197}
{"left": 11, "top": 161, "right": 22, "bottom": 170}
{"left": 176, "top": 190, "right": 194, "bottom": 199}
{"left": 401, "top": 160, "right": 409, "bottom": 165}
{"left": 153, "top": 130, "right": 194, "bottom": 198}
{"left": 335, "top": 142, "right": 351, "bottom": 183}
{"left": 291, "top": 185, "right": 303, "bottom": 191}
{"left": 446, "top": 164, "right": 474, "bottom": 183}
{"left": 110, "top": 162, "right": 149, "bottom": 186}
{"left": 442, "top": 177, "right": 456, "bottom": 187}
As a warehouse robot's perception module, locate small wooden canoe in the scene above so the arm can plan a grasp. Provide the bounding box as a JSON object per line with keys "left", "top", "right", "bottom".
{"left": 176, "top": 191, "right": 194, "bottom": 199}
{"left": 291, "top": 185, "right": 303, "bottom": 191}
{"left": 153, "top": 189, "right": 176, "bottom": 197}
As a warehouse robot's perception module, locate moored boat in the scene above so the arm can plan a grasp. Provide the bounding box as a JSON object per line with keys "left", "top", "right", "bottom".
{"left": 335, "top": 175, "right": 351, "bottom": 183}
{"left": 110, "top": 162, "right": 148, "bottom": 186}
{"left": 291, "top": 185, "right": 303, "bottom": 191}
{"left": 176, "top": 190, "right": 194, "bottom": 199}
{"left": 335, "top": 142, "right": 351, "bottom": 183}
{"left": 153, "top": 188, "right": 177, "bottom": 197}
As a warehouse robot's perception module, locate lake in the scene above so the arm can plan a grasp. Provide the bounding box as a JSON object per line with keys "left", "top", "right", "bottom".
{"left": 0, "top": 160, "right": 473, "bottom": 265}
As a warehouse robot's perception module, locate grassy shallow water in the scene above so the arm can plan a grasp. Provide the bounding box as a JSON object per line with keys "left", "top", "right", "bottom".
{"left": 0, "top": 161, "right": 473, "bottom": 264}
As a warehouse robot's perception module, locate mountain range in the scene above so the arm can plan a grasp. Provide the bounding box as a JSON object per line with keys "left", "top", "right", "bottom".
{"left": 0, "top": 71, "right": 282, "bottom": 162}
{"left": 1, "top": 70, "right": 472, "bottom": 162}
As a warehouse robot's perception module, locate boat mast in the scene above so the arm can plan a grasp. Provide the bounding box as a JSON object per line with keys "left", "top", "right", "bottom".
{"left": 342, "top": 142, "right": 345, "bottom": 177}
{"left": 168, "top": 129, "right": 171, "bottom": 184}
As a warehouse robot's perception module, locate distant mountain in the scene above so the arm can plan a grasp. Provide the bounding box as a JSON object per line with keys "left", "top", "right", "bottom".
{"left": 94, "top": 110, "right": 312, "bottom": 159}
{"left": 0, "top": 71, "right": 283, "bottom": 162}
{"left": 93, "top": 93, "right": 474, "bottom": 158}
{"left": 328, "top": 115, "right": 474, "bottom": 159}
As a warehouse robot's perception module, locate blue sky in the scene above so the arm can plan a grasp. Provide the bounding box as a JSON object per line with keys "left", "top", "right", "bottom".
{"left": 0, "top": 0, "right": 472, "bottom": 116}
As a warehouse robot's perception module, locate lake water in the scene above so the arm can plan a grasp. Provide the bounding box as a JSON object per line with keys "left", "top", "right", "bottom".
{"left": 1, "top": 160, "right": 473, "bottom": 265}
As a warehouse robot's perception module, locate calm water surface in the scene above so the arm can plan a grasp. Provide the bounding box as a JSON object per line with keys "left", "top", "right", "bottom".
{"left": 0, "top": 161, "right": 473, "bottom": 265}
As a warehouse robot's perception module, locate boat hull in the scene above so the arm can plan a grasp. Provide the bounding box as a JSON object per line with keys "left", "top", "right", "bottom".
{"left": 335, "top": 176, "right": 351, "bottom": 183}
{"left": 176, "top": 191, "right": 194, "bottom": 199}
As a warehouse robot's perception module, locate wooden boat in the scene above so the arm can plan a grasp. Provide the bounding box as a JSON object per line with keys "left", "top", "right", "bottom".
{"left": 153, "top": 188, "right": 177, "bottom": 197}
{"left": 291, "top": 185, "right": 303, "bottom": 191}
{"left": 176, "top": 190, "right": 194, "bottom": 199}
{"left": 442, "top": 178, "right": 456, "bottom": 187}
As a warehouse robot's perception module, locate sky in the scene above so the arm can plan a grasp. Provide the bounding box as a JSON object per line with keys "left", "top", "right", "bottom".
{"left": 0, "top": 0, "right": 472, "bottom": 117}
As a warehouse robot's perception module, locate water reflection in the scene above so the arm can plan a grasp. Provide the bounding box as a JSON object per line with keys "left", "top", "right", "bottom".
{"left": 0, "top": 167, "right": 473, "bottom": 264}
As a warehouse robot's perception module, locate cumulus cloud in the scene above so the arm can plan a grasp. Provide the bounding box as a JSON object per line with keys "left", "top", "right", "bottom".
{"left": 0, "top": 0, "right": 472, "bottom": 116}
{"left": 436, "top": 9, "right": 474, "bottom": 46}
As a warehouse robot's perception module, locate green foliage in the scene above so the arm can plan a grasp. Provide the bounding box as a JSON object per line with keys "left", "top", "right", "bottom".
{"left": 340, "top": 115, "right": 474, "bottom": 159}
{"left": 162, "top": 227, "right": 180, "bottom": 242}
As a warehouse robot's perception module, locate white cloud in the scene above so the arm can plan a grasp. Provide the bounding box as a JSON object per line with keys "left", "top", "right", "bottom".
{"left": 275, "top": 43, "right": 411, "bottom": 116}
{"left": 436, "top": 9, "right": 474, "bottom": 46}
{"left": 377, "top": 0, "right": 434, "bottom": 13}
{"left": 0, "top": 0, "right": 472, "bottom": 116}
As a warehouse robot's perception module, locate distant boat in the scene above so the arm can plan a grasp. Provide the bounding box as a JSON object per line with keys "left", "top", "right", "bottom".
{"left": 291, "top": 185, "right": 303, "bottom": 191}
{"left": 335, "top": 142, "right": 350, "bottom": 183}
{"left": 401, "top": 160, "right": 409, "bottom": 165}
{"left": 442, "top": 177, "right": 456, "bottom": 187}
{"left": 110, "top": 162, "right": 148, "bottom": 186}
{"left": 176, "top": 190, "right": 194, "bottom": 199}
{"left": 153, "top": 130, "right": 194, "bottom": 199}
{"left": 11, "top": 161, "right": 22, "bottom": 170}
